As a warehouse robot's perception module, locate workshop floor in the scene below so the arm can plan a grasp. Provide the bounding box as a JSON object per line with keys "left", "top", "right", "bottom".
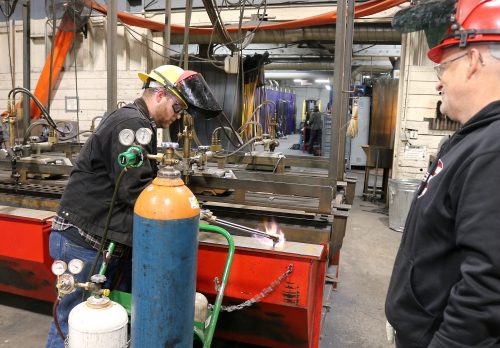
{"left": 0, "top": 134, "right": 403, "bottom": 348}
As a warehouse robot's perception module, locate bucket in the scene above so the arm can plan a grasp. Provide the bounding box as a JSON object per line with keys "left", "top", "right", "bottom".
{"left": 388, "top": 178, "right": 421, "bottom": 232}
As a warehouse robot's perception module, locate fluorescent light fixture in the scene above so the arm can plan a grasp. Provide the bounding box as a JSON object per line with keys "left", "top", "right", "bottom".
{"left": 325, "top": 85, "right": 331, "bottom": 91}
{"left": 315, "top": 79, "right": 330, "bottom": 83}
{"left": 293, "top": 79, "right": 302, "bottom": 83}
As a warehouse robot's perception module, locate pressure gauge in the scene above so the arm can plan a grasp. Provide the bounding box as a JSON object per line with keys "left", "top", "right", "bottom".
{"left": 68, "top": 259, "right": 85, "bottom": 275}
{"left": 135, "top": 128, "right": 153, "bottom": 145}
{"left": 118, "top": 128, "right": 135, "bottom": 146}
{"left": 51, "top": 260, "right": 67, "bottom": 276}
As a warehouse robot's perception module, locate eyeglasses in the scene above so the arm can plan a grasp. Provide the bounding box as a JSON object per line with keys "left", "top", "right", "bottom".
{"left": 172, "top": 103, "right": 185, "bottom": 114}
{"left": 433, "top": 53, "right": 468, "bottom": 79}
{"left": 154, "top": 88, "right": 186, "bottom": 114}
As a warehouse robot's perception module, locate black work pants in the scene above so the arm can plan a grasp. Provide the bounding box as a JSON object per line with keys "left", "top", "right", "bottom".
{"left": 309, "top": 129, "right": 322, "bottom": 154}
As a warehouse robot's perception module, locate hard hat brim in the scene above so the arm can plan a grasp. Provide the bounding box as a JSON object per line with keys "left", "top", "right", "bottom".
{"left": 428, "top": 42, "right": 447, "bottom": 63}
{"left": 138, "top": 72, "right": 150, "bottom": 83}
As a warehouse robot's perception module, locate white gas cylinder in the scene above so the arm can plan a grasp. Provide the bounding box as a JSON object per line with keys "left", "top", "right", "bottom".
{"left": 68, "top": 296, "right": 128, "bottom": 348}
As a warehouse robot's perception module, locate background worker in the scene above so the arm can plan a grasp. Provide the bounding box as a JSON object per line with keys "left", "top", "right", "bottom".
{"left": 386, "top": 0, "right": 500, "bottom": 346}
{"left": 46, "top": 64, "right": 222, "bottom": 348}
{"left": 308, "top": 105, "right": 322, "bottom": 155}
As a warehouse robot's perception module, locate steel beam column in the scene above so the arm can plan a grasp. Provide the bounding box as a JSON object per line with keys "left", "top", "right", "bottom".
{"left": 337, "top": 0, "right": 355, "bottom": 179}
{"left": 181, "top": 0, "right": 193, "bottom": 69}
{"left": 106, "top": 0, "right": 117, "bottom": 112}
{"left": 329, "top": 0, "right": 346, "bottom": 184}
{"left": 23, "top": 0, "right": 31, "bottom": 127}
{"left": 164, "top": 0, "right": 171, "bottom": 64}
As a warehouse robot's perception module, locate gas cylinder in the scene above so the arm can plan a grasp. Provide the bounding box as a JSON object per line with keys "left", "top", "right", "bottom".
{"left": 68, "top": 296, "right": 128, "bottom": 348}
{"left": 131, "top": 165, "right": 200, "bottom": 347}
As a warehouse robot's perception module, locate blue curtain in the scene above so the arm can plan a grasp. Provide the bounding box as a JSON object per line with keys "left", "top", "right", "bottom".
{"left": 256, "top": 88, "right": 296, "bottom": 136}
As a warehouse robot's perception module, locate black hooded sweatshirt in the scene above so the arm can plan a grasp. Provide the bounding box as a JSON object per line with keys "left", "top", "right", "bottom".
{"left": 386, "top": 100, "right": 500, "bottom": 348}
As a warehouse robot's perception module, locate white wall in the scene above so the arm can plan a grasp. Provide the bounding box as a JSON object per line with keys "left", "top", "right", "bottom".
{"left": 0, "top": 17, "right": 150, "bottom": 133}
{"left": 392, "top": 32, "right": 454, "bottom": 179}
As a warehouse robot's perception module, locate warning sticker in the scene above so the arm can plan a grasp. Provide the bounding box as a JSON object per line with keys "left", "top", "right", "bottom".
{"left": 189, "top": 196, "right": 199, "bottom": 209}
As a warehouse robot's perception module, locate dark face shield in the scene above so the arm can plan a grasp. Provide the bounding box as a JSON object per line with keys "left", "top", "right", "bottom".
{"left": 177, "top": 73, "right": 223, "bottom": 119}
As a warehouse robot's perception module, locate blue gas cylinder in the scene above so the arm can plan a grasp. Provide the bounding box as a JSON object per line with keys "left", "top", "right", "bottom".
{"left": 132, "top": 166, "right": 200, "bottom": 347}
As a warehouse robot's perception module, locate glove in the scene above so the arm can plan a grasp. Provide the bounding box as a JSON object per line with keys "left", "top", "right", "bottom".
{"left": 386, "top": 320, "right": 395, "bottom": 344}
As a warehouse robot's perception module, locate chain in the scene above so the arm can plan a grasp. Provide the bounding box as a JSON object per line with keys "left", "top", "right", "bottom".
{"left": 209, "top": 264, "right": 294, "bottom": 312}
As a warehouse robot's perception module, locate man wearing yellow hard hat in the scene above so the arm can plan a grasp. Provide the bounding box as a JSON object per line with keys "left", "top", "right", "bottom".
{"left": 45, "top": 65, "right": 220, "bottom": 348}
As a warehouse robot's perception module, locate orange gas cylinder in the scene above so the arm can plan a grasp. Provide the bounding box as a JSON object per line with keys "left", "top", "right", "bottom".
{"left": 132, "top": 166, "right": 200, "bottom": 348}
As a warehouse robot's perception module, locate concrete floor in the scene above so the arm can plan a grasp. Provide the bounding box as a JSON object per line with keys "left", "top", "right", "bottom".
{"left": 320, "top": 186, "right": 402, "bottom": 347}
{"left": 0, "top": 137, "right": 403, "bottom": 347}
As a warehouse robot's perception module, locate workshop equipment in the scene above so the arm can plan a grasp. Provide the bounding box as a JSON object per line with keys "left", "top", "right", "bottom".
{"left": 197, "top": 232, "right": 327, "bottom": 348}
{"left": 132, "top": 164, "right": 200, "bottom": 347}
{"left": 0, "top": 205, "right": 55, "bottom": 301}
{"left": 68, "top": 296, "right": 128, "bottom": 348}
{"left": 50, "top": 259, "right": 128, "bottom": 348}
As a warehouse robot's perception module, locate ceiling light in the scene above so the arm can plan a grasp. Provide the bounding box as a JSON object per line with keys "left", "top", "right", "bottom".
{"left": 293, "top": 79, "right": 302, "bottom": 83}
{"left": 315, "top": 79, "right": 330, "bottom": 83}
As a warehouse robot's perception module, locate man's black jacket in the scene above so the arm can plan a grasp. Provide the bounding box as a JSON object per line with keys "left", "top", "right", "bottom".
{"left": 386, "top": 101, "right": 500, "bottom": 347}
{"left": 57, "top": 99, "right": 157, "bottom": 246}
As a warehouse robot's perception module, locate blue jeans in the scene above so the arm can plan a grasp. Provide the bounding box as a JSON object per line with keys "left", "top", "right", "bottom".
{"left": 45, "top": 230, "right": 131, "bottom": 348}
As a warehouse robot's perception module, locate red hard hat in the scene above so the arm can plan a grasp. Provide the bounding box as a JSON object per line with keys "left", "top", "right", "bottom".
{"left": 428, "top": 0, "right": 500, "bottom": 63}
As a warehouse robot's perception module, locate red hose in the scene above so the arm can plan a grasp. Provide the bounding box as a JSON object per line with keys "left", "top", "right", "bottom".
{"left": 52, "top": 297, "right": 66, "bottom": 341}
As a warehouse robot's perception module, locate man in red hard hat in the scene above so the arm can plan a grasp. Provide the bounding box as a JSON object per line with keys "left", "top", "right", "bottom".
{"left": 386, "top": 0, "right": 500, "bottom": 346}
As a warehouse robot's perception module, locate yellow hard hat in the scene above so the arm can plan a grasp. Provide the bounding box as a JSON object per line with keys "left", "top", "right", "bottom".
{"left": 139, "top": 65, "right": 223, "bottom": 119}
{"left": 138, "top": 65, "right": 188, "bottom": 107}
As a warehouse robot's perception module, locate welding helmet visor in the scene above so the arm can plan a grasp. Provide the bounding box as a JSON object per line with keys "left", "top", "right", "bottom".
{"left": 177, "top": 71, "right": 223, "bottom": 119}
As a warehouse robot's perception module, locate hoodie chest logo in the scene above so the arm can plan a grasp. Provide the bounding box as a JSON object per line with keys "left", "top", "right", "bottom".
{"left": 417, "top": 159, "right": 444, "bottom": 198}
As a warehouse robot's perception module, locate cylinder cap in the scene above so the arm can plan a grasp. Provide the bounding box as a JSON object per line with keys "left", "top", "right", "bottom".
{"left": 157, "top": 165, "right": 181, "bottom": 179}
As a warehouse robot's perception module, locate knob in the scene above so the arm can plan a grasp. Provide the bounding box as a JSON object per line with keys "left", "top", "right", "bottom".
{"left": 90, "top": 274, "right": 107, "bottom": 284}
{"left": 161, "top": 142, "right": 179, "bottom": 149}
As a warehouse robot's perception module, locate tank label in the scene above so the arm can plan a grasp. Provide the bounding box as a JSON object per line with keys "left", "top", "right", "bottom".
{"left": 189, "top": 196, "right": 199, "bottom": 209}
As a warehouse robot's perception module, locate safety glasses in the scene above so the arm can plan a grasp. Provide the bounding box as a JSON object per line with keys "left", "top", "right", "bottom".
{"left": 434, "top": 53, "right": 468, "bottom": 79}
{"left": 172, "top": 103, "right": 185, "bottom": 114}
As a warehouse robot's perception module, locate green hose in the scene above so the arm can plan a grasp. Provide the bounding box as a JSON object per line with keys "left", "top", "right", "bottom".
{"left": 98, "top": 241, "right": 116, "bottom": 276}
{"left": 199, "top": 223, "right": 235, "bottom": 348}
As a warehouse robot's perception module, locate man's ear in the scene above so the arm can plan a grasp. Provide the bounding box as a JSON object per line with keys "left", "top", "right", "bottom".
{"left": 467, "top": 49, "right": 483, "bottom": 79}
{"left": 154, "top": 89, "right": 164, "bottom": 103}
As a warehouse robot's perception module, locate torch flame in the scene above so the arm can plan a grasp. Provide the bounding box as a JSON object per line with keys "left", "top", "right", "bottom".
{"left": 253, "top": 220, "right": 286, "bottom": 249}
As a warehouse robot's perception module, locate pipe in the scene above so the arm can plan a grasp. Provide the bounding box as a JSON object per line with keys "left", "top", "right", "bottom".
{"left": 169, "top": 24, "right": 400, "bottom": 44}
{"left": 267, "top": 62, "right": 336, "bottom": 71}
{"left": 266, "top": 60, "right": 392, "bottom": 71}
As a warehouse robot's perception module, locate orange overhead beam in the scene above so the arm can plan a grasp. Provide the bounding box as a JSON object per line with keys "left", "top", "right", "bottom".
{"left": 30, "top": 20, "right": 75, "bottom": 119}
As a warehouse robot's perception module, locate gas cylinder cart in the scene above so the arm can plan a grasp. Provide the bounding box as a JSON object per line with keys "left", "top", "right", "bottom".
{"left": 106, "top": 223, "right": 235, "bottom": 348}
{"left": 49, "top": 128, "right": 280, "bottom": 348}
{"left": 50, "top": 224, "right": 234, "bottom": 348}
